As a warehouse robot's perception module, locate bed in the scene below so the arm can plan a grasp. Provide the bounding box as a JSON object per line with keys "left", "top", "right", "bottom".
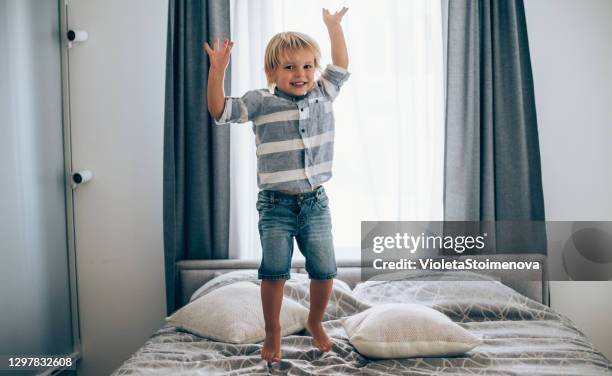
{"left": 111, "top": 255, "right": 612, "bottom": 375}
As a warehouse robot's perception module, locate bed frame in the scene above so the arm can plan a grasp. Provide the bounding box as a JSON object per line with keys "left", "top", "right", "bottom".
{"left": 176, "top": 254, "right": 549, "bottom": 309}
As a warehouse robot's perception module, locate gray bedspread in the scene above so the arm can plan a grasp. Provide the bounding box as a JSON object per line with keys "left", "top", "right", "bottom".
{"left": 111, "top": 271, "right": 612, "bottom": 375}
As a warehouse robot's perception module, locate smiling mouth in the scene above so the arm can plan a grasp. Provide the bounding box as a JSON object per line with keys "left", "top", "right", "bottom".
{"left": 290, "top": 81, "right": 308, "bottom": 87}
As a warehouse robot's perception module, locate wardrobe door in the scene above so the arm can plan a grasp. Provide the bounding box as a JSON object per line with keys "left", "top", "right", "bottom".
{"left": 0, "top": 0, "right": 73, "bottom": 360}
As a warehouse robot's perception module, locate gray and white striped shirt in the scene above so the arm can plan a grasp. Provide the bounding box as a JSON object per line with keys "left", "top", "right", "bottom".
{"left": 216, "top": 64, "right": 350, "bottom": 193}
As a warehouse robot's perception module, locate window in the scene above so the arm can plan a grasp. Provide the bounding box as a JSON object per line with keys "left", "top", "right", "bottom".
{"left": 229, "top": 0, "right": 444, "bottom": 260}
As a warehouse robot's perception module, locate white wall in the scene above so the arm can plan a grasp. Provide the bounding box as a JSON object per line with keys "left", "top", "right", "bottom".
{"left": 67, "top": 1, "right": 168, "bottom": 375}
{"left": 524, "top": 0, "right": 612, "bottom": 360}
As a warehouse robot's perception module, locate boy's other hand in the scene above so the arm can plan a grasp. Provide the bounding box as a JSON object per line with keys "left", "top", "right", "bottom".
{"left": 323, "top": 7, "right": 348, "bottom": 28}
{"left": 204, "top": 38, "right": 234, "bottom": 71}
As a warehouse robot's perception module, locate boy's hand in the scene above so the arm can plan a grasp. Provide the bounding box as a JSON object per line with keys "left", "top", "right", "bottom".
{"left": 205, "top": 38, "right": 233, "bottom": 120}
{"left": 204, "top": 38, "right": 234, "bottom": 71}
{"left": 322, "top": 7, "right": 348, "bottom": 28}
{"left": 323, "top": 7, "right": 349, "bottom": 69}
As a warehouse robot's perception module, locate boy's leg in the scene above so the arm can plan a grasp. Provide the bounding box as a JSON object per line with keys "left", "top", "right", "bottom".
{"left": 256, "top": 191, "right": 296, "bottom": 363}
{"left": 296, "top": 188, "right": 336, "bottom": 352}
{"left": 306, "top": 279, "right": 334, "bottom": 352}
{"left": 261, "top": 279, "right": 286, "bottom": 363}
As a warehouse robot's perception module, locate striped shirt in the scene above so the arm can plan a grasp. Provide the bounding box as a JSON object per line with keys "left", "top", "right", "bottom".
{"left": 216, "top": 64, "right": 350, "bottom": 193}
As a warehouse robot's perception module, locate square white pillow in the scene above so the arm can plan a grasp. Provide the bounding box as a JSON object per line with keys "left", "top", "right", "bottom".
{"left": 341, "top": 303, "right": 482, "bottom": 359}
{"left": 167, "top": 281, "right": 309, "bottom": 343}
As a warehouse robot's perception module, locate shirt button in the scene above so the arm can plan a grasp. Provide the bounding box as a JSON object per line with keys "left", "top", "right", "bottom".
{"left": 301, "top": 129, "right": 305, "bottom": 133}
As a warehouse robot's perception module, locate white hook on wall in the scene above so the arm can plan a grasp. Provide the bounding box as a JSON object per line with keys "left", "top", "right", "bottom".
{"left": 71, "top": 170, "right": 93, "bottom": 189}
{"left": 67, "top": 30, "right": 88, "bottom": 49}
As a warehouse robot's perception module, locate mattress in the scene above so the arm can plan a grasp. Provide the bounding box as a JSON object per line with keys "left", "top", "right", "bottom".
{"left": 111, "top": 271, "right": 612, "bottom": 375}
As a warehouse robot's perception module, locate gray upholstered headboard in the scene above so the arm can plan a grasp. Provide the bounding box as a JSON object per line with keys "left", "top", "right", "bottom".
{"left": 176, "top": 254, "right": 549, "bottom": 310}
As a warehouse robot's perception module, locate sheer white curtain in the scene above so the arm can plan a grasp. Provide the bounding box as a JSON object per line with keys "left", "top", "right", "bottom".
{"left": 229, "top": 0, "right": 445, "bottom": 260}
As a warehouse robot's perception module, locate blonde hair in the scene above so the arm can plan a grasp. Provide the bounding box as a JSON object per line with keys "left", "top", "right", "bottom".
{"left": 264, "top": 31, "right": 321, "bottom": 87}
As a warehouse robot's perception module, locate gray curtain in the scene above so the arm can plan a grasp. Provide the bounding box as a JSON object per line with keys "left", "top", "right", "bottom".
{"left": 163, "top": 0, "right": 231, "bottom": 314}
{"left": 444, "top": 0, "right": 546, "bottom": 252}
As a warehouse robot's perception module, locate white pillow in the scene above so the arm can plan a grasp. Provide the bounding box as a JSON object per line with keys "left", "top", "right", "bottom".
{"left": 167, "top": 281, "right": 308, "bottom": 343}
{"left": 341, "top": 303, "right": 482, "bottom": 359}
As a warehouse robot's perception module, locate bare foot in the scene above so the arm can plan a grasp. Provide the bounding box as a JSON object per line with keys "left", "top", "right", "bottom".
{"left": 306, "top": 320, "right": 332, "bottom": 352}
{"left": 262, "top": 327, "right": 281, "bottom": 363}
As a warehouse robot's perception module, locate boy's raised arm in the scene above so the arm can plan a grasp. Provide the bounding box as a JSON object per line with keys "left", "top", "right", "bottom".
{"left": 323, "top": 7, "right": 349, "bottom": 70}
{"left": 204, "top": 38, "right": 234, "bottom": 120}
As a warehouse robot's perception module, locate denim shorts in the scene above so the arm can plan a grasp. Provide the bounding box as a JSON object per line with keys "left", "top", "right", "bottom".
{"left": 256, "top": 186, "right": 337, "bottom": 280}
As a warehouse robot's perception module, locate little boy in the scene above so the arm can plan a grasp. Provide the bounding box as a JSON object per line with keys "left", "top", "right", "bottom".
{"left": 205, "top": 7, "right": 349, "bottom": 364}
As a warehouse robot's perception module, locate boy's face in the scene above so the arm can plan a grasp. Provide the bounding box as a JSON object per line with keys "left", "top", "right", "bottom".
{"left": 271, "top": 49, "right": 316, "bottom": 97}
